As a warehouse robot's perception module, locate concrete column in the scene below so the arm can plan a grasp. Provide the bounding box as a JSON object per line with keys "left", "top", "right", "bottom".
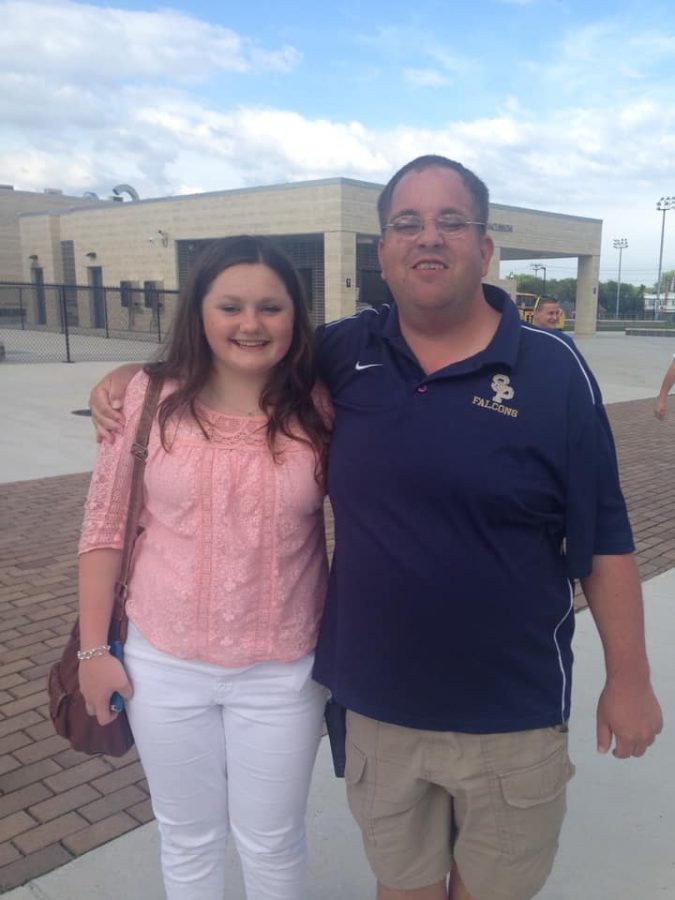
{"left": 77, "top": 288, "right": 93, "bottom": 328}
{"left": 45, "top": 287, "right": 61, "bottom": 329}
{"left": 48, "top": 215, "right": 64, "bottom": 283}
{"left": 486, "top": 246, "right": 501, "bottom": 284}
{"left": 324, "top": 231, "right": 357, "bottom": 323}
{"left": 574, "top": 255, "right": 600, "bottom": 336}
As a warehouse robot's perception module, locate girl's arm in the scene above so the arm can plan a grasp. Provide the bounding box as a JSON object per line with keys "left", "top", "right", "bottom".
{"left": 77, "top": 548, "right": 133, "bottom": 725}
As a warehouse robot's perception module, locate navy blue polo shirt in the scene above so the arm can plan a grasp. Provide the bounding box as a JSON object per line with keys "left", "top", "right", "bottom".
{"left": 312, "top": 285, "right": 634, "bottom": 733}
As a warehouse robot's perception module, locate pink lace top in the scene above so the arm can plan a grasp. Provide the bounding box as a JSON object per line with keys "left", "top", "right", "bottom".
{"left": 79, "top": 372, "right": 329, "bottom": 667}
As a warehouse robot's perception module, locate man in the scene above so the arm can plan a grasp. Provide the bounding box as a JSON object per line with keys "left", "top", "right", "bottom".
{"left": 311, "top": 156, "right": 661, "bottom": 900}
{"left": 654, "top": 355, "right": 675, "bottom": 419}
{"left": 531, "top": 295, "right": 561, "bottom": 329}
{"left": 91, "top": 156, "right": 661, "bottom": 900}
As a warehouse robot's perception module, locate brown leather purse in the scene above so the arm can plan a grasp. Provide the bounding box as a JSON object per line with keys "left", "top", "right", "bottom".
{"left": 47, "top": 376, "right": 162, "bottom": 756}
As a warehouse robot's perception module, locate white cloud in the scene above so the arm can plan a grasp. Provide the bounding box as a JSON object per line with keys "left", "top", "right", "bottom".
{"left": 0, "top": 0, "right": 301, "bottom": 83}
{"left": 5, "top": 81, "right": 673, "bottom": 225}
{"left": 132, "top": 101, "right": 390, "bottom": 186}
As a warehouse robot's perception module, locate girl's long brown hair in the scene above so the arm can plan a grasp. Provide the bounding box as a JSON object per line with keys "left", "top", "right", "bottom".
{"left": 145, "top": 235, "right": 329, "bottom": 476}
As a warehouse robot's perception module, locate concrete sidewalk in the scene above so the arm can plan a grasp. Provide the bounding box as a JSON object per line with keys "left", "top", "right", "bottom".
{"left": 2, "top": 329, "right": 675, "bottom": 484}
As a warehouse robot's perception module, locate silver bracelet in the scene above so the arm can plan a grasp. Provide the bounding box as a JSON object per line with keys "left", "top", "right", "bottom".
{"left": 77, "top": 644, "right": 110, "bottom": 661}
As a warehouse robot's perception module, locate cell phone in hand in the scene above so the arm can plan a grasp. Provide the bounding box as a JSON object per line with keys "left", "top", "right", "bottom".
{"left": 109, "top": 640, "right": 125, "bottom": 714}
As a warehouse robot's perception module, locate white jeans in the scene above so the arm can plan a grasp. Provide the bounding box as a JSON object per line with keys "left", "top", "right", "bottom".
{"left": 124, "top": 623, "right": 327, "bottom": 900}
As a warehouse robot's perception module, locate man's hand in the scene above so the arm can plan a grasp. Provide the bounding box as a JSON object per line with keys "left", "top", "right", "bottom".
{"left": 89, "top": 363, "right": 142, "bottom": 443}
{"left": 596, "top": 675, "right": 663, "bottom": 758}
{"left": 654, "top": 360, "right": 675, "bottom": 421}
{"left": 582, "top": 553, "right": 663, "bottom": 759}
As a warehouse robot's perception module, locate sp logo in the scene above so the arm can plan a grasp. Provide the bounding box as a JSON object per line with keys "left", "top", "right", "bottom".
{"left": 472, "top": 374, "right": 518, "bottom": 418}
{"left": 491, "top": 374, "right": 514, "bottom": 404}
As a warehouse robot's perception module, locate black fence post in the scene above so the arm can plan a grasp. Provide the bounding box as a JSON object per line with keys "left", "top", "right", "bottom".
{"left": 156, "top": 296, "right": 162, "bottom": 343}
{"left": 59, "top": 286, "right": 73, "bottom": 363}
{"left": 104, "top": 287, "right": 110, "bottom": 339}
{"left": 19, "top": 286, "right": 25, "bottom": 330}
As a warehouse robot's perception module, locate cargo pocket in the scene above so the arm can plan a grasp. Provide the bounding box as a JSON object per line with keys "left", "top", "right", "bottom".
{"left": 498, "top": 743, "right": 575, "bottom": 856}
{"left": 345, "top": 739, "right": 367, "bottom": 784}
{"left": 345, "top": 738, "right": 370, "bottom": 834}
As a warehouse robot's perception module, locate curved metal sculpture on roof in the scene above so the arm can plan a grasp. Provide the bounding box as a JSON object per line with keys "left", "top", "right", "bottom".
{"left": 112, "top": 184, "right": 140, "bottom": 201}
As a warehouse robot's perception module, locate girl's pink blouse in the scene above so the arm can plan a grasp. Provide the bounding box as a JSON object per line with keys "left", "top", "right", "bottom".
{"left": 79, "top": 372, "right": 329, "bottom": 667}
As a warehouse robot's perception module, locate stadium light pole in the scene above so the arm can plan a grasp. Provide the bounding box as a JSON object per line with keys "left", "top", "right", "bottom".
{"left": 530, "top": 263, "right": 547, "bottom": 294}
{"left": 655, "top": 197, "right": 675, "bottom": 321}
{"left": 612, "top": 238, "right": 628, "bottom": 319}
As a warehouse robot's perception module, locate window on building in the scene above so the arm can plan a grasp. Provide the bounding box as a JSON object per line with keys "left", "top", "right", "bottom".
{"left": 144, "top": 281, "right": 161, "bottom": 309}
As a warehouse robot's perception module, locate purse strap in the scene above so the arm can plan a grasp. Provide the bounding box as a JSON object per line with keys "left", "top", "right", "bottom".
{"left": 109, "top": 375, "right": 163, "bottom": 639}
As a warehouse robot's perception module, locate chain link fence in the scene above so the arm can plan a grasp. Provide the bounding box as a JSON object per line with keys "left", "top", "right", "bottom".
{"left": 0, "top": 281, "right": 179, "bottom": 363}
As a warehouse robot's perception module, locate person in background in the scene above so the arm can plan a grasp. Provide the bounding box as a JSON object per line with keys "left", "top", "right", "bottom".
{"left": 532, "top": 295, "right": 562, "bottom": 329}
{"left": 654, "top": 355, "right": 675, "bottom": 419}
{"left": 78, "top": 235, "right": 331, "bottom": 900}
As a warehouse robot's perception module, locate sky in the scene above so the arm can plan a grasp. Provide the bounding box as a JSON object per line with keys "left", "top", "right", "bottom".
{"left": 2, "top": 0, "right": 674, "bottom": 287}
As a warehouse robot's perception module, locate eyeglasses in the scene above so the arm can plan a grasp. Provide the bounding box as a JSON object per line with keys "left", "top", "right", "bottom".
{"left": 382, "top": 215, "right": 487, "bottom": 238}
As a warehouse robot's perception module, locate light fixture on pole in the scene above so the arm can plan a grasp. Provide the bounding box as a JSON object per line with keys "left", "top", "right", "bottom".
{"left": 655, "top": 197, "right": 674, "bottom": 321}
{"left": 612, "top": 238, "right": 628, "bottom": 319}
{"left": 530, "top": 263, "right": 547, "bottom": 294}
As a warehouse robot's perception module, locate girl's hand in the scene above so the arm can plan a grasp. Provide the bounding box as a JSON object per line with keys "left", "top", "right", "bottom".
{"left": 78, "top": 653, "right": 133, "bottom": 725}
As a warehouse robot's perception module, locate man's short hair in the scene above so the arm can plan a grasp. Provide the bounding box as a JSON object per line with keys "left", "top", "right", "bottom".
{"left": 377, "top": 155, "right": 490, "bottom": 234}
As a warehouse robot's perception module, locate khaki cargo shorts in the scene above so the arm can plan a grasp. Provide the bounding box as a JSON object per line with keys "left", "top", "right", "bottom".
{"left": 345, "top": 711, "right": 575, "bottom": 900}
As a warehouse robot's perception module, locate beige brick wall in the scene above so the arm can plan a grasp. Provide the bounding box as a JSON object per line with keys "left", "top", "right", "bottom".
{"left": 490, "top": 202, "right": 602, "bottom": 259}
{"left": 19, "top": 214, "right": 64, "bottom": 284}
{"left": 1, "top": 189, "right": 106, "bottom": 282}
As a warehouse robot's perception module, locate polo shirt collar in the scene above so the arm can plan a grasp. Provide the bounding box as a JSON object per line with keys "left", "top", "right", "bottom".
{"left": 381, "top": 283, "right": 522, "bottom": 373}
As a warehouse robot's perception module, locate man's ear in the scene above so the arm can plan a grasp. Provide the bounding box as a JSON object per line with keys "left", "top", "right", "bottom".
{"left": 480, "top": 234, "right": 494, "bottom": 278}
{"left": 377, "top": 237, "right": 386, "bottom": 281}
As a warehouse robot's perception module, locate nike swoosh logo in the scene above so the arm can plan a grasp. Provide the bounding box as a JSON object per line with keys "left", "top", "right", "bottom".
{"left": 355, "top": 361, "right": 383, "bottom": 371}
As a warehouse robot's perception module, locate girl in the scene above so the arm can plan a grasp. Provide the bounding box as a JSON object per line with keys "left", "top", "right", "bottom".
{"left": 77, "top": 236, "right": 331, "bottom": 900}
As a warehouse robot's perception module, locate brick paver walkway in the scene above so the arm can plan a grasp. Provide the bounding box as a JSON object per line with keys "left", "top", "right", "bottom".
{"left": 1, "top": 397, "right": 674, "bottom": 891}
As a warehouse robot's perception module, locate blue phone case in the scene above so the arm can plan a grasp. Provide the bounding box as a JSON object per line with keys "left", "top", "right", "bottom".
{"left": 109, "top": 640, "right": 125, "bottom": 713}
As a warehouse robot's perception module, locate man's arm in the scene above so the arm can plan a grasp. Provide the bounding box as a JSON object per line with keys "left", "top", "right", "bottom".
{"left": 89, "top": 363, "right": 143, "bottom": 442}
{"left": 654, "top": 359, "right": 675, "bottom": 420}
{"left": 580, "top": 554, "right": 662, "bottom": 758}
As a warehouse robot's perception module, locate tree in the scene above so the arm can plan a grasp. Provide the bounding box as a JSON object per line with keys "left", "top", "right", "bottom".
{"left": 513, "top": 275, "right": 576, "bottom": 307}
{"left": 550, "top": 279, "right": 577, "bottom": 307}
{"left": 513, "top": 275, "right": 540, "bottom": 295}
{"left": 619, "top": 284, "right": 645, "bottom": 319}
{"left": 512, "top": 274, "right": 645, "bottom": 319}
{"left": 656, "top": 269, "right": 675, "bottom": 294}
